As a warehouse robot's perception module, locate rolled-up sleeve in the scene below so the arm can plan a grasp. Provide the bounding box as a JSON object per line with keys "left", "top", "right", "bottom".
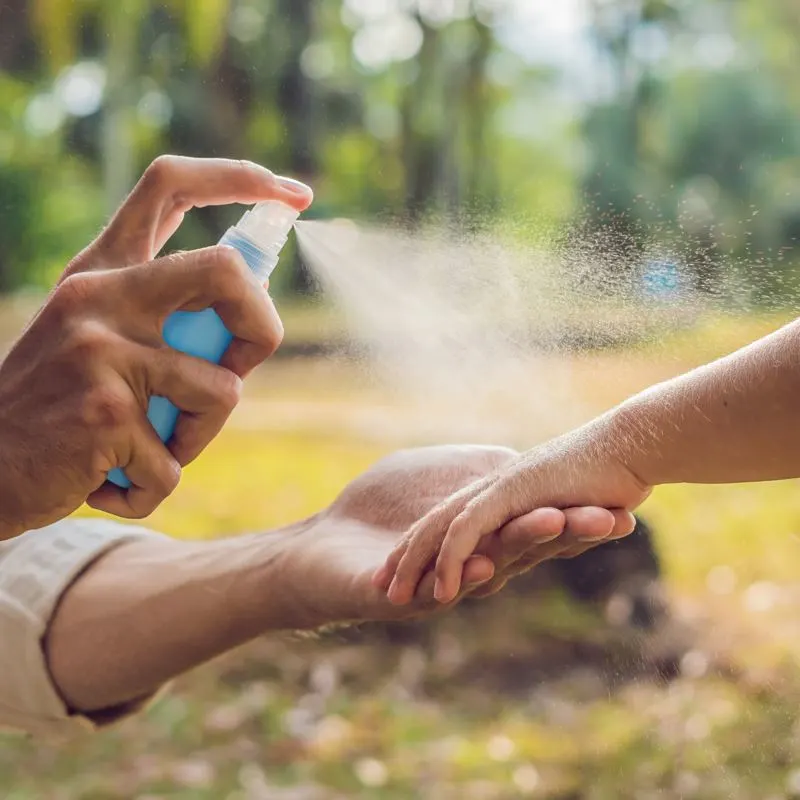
{"left": 0, "top": 517, "right": 165, "bottom": 737}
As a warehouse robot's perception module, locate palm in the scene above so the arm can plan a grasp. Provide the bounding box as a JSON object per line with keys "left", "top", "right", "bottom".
{"left": 291, "top": 446, "right": 515, "bottom": 625}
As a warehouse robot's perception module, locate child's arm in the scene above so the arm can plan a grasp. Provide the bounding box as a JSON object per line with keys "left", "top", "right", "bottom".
{"left": 378, "top": 315, "right": 800, "bottom": 605}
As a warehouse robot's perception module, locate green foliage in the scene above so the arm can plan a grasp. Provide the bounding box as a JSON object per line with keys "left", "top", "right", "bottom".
{"left": 3, "top": 0, "right": 800, "bottom": 296}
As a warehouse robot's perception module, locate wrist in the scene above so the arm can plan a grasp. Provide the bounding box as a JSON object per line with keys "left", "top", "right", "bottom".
{"left": 219, "top": 516, "right": 331, "bottom": 632}
{"left": 598, "top": 398, "right": 661, "bottom": 492}
{"left": 246, "top": 514, "right": 364, "bottom": 631}
{"left": 46, "top": 521, "right": 321, "bottom": 714}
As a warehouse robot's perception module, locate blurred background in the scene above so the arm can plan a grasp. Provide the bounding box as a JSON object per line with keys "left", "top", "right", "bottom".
{"left": 4, "top": 1, "right": 800, "bottom": 798}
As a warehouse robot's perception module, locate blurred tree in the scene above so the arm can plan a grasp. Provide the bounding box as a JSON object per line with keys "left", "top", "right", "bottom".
{"left": 576, "top": 0, "right": 800, "bottom": 298}
{"left": 0, "top": 0, "right": 799, "bottom": 301}
{"left": 30, "top": 0, "right": 232, "bottom": 208}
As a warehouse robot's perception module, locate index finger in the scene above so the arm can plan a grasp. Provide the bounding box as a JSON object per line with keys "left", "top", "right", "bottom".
{"left": 119, "top": 246, "right": 283, "bottom": 356}
{"left": 95, "top": 156, "right": 313, "bottom": 267}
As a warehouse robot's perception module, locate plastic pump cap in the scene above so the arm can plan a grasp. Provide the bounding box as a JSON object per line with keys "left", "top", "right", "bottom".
{"left": 236, "top": 199, "right": 300, "bottom": 251}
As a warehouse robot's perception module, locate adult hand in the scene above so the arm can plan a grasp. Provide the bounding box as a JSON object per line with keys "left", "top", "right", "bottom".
{"left": 376, "top": 427, "right": 651, "bottom": 606}
{"left": 0, "top": 156, "right": 312, "bottom": 539}
{"left": 277, "top": 444, "right": 637, "bottom": 627}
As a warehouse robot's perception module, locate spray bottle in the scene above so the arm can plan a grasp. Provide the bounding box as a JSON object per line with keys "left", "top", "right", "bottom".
{"left": 107, "top": 199, "right": 301, "bottom": 488}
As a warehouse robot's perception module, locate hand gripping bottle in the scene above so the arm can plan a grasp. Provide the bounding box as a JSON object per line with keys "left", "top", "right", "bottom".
{"left": 107, "top": 199, "right": 300, "bottom": 488}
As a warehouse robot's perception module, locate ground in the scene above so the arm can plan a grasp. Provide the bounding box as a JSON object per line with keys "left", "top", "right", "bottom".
{"left": 2, "top": 309, "right": 800, "bottom": 799}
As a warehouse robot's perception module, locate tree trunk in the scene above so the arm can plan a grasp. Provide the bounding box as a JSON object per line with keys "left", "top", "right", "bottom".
{"left": 101, "top": 4, "right": 140, "bottom": 211}
{"left": 401, "top": 19, "right": 442, "bottom": 222}
{"left": 0, "top": 0, "right": 36, "bottom": 75}
{"left": 462, "top": 16, "right": 496, "bottom": 218}
{"left": 275, "top": 0, "right": 317, "bottom": 292}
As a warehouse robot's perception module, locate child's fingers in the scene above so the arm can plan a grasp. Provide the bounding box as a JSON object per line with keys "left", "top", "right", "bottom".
{"left": 376, "top": 497, "right": 474, "bottom": 592}
{"left": 386, "top": 541, "right": 438, "bottom": 605}
{"left": 372, "top": 538, "right": 410, "bottom": 591}
{"left": 429, "top": 519, "right": 475, "bottom": 604}
{"left": 385, "top": 492, "right": 478, "bottom": 605}
{"left": 432, "top": 472, "right": 543, "bottom": 603}
{"left": 376, "top": 489, "right": 475, "bottom": 595}
{"left": 385, "top": 517, "right": 448, "bottom": 605}
{"left": 406, "top": 555, "right": 494, "bottom": 609}
{"left": 370, "top": 563, "right": 393, "bottom": 591}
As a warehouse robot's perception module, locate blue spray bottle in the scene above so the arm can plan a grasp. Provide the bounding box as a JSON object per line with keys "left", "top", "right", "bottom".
{"left": 107, "top": 199, "right": 301, "bottom": 488}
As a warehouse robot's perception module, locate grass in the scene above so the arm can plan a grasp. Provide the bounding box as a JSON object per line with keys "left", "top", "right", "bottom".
{"left": 3, "top": 308, "right": 800, "bottom": 798}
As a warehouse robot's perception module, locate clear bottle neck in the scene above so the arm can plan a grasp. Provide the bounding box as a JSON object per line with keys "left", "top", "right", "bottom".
{"left": 219, "top": 227, "right": 280, "bottom": 283}
{"left": 220, "top": 199, "right": 300, "bottom": 282}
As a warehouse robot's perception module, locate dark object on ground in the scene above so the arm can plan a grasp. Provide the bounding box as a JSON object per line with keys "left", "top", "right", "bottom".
{"left": 516, "top": 515, "right": 666, "bottom": 630}
{"left": 365, "top": 515, "right": 666, "bottom": 640}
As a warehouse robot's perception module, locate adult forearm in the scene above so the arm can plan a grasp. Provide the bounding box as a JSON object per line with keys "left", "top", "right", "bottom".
{"left": 606, "top": 317, "right": 800, "bottom": 486}
{"left": 45, "top": 521, "right": 315, "bottom": 715}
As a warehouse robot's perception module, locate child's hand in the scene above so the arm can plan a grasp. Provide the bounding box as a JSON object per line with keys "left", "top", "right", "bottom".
{"left": 373, "top": 428, "right": 652, "bottom": 605}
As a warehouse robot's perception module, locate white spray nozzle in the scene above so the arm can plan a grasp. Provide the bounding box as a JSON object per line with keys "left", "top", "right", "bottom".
{"left": 235, "top": 200, "right": 300, "bottom": 252}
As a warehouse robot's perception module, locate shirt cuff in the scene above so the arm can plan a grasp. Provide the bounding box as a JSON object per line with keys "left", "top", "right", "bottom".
{"left": 0, "top": 517, "right": 166, "bottom": 737}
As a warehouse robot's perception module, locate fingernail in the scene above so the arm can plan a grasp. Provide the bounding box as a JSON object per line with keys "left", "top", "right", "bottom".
{"left": 276, "top": 175, "right": 313, "bottom": 198}
{"left": 433, "top": 579, "right": 446, "bottom": 602}
{"left": 575, "top": 535, "right": 608, "bottom": 543}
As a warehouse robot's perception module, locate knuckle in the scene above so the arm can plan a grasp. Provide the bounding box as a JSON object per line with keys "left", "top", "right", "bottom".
{"left": 213, "top": 370, "right": 243, "bottom": 412}
{"left": 265, "top": 309, "right": 284, "bottom": 351}
{"left": 53, "top": 272, "right": 98, "bottom": 312}
{"left": 208, "top": 246, "right": 248, "bottom": 293}
{"left": 130, "top": 473, "right": 179, "bottom": 517}
{"left": 446, "top": 515, "right": 470, "bottom": 542}
{"left": 156, "top": 461, "right": 181, "bottom": 496}
{"left": 237, "top": 158, "right": 271, "bottom": 178}
{"left": 143, "top": 154, "right": 179, "bottom": 187}
{"left": 257, "top": 332, "right": 282, "bottom": 363}
{"left": 89, "top": 446, "right": 116, "bottom": 477}
{"left": 213, "top": 244, "right": 246, "bottom": 275}
{"left": 81, "top": 385, "right": 133, "bottom": 429}
{"left": 155, "top": 250, "right": 185, "bottom": 277}
{"left": 66, "top": 318, "right": 112, "bottom": 355}
{"left": 125, "top": 498, "right": 158, "bottom": 520}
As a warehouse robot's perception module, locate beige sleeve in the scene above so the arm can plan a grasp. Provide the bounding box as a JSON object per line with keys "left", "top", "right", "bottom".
{"left": 0, "top": 517, "right": 167, "bottom": 737}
